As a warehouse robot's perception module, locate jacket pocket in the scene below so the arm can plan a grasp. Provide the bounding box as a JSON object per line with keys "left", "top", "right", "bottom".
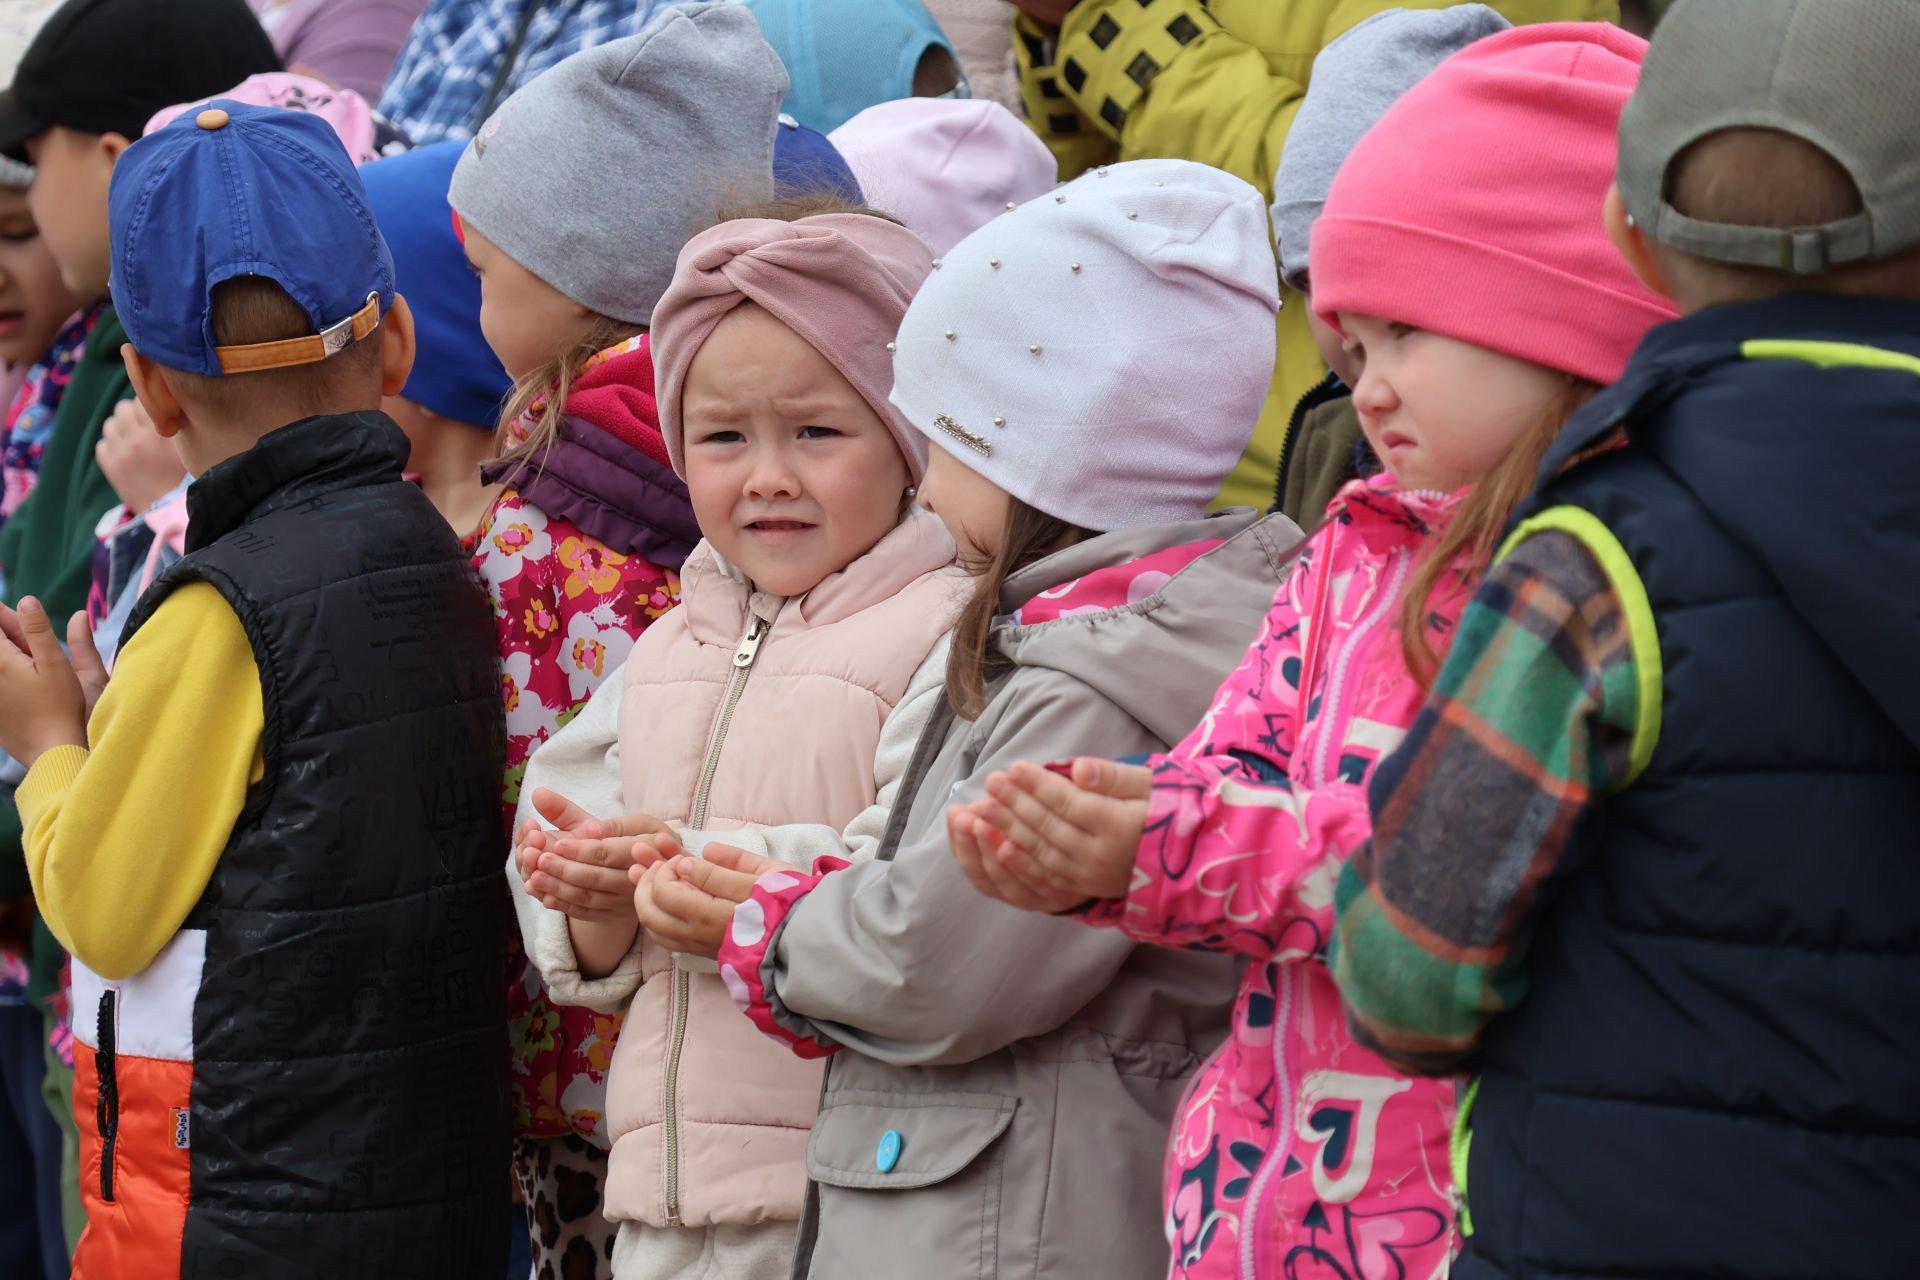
{"left": 801, "top": 1091, "right": 1017, "bottom": 1279}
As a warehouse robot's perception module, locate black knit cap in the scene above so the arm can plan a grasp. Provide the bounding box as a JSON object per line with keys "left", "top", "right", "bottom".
{"left": 0, "top": 0, "right": 280, "bottom": 161}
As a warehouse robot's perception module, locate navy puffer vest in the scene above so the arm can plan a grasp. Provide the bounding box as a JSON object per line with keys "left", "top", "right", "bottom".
{"left": 1458, "top": 297, "right": 1920, "bottom": 1280}
{"left": 121, "top": 413, "right": 510, "bottom": 1277}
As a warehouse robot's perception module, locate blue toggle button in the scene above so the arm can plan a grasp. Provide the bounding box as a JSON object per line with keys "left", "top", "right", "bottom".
{"left": 876, "top": 1129, "right": 904, "bottom": 1173}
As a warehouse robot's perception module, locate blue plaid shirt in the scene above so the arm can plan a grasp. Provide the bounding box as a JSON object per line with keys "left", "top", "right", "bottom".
{"left": 378, "top": 0, "right": 676, "bottom": 145}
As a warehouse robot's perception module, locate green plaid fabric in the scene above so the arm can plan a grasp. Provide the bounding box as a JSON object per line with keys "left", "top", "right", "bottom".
{"left": 1331, "top": 529, "right": 1641, "bottom": 1073}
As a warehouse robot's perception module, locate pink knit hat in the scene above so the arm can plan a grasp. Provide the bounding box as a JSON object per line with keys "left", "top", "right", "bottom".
{"left": 1310, "top": 23, "right": 1677, "bottom": 386}
{"left": 651, "top": 213, "right": 935, "bottom": 482}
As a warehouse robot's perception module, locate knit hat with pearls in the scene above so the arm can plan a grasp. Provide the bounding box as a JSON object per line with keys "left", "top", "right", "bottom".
{"left": 888, "top": 158, "right": 1279, "bottom": 532}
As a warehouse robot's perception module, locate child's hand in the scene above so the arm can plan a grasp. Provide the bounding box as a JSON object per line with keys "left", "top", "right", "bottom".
{"left": 96, "top": 398, "right": 183, "bottom": 514}
{"left": 948, "top": 804, "right": 1089, "bottom": 915}
{"left": 514, "top": 788, "right": 670, "bottom": 923}
{"left": 633, "top": 856, "right": 752, "bottom": 959}
{"left": 632, "top": 841, "right": 780, "bottom": 959}
{"left": 963, "top": 758, "right": 1151, "bottom": 902}
{"left": 0, "top": 599, "right": 89, "bottom": 766}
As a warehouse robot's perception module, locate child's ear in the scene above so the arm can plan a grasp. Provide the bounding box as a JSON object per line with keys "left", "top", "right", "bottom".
{"left": 120, "top": 344, "right": 186, "bottom": 438}
{"left": 1604, "top": 184, "right": 1675, "bottom": 300}
{"left": 379, "top": 294, "right": 418, "bottom": 396}
{"left": 97, "top": 132, "right": 131, "bottom": 167}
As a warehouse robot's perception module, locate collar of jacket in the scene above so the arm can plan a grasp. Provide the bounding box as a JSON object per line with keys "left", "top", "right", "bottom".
{"left": 482, "top": 414, "right": 701, "bottom": 571}
{"left": 184, "top": 411, "right": 410, "bottom": 553}
{"left": 678, "top": 509, "right": 961, "bottom": 644}
{"left": 1323, "top": 474, "right": 1462, "bottom": 557}
{"left": 1540, "top": 292, "right": 1920, "bottom": 486}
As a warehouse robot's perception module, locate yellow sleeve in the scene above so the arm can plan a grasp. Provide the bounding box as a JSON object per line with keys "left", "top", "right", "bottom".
{"left": 18, "top": 581, "right": 265, "bottom": 980}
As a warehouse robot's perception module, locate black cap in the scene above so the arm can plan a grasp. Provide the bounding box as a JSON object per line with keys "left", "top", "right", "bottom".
{"left": 0, "top": 0, "right": 281, "bottom": 161}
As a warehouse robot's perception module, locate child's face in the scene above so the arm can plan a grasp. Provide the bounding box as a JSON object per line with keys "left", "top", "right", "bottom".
{"left": 23, "top": 128, "right": 116, "bottom": 301}
{"left": 460, "top": 219, "right": 595, "bottom": 381}
{"left": 916, "top": 445, "right": 1010, "bottom": 564}
{"left": 681, "top": 303, "right": 912, "bottom": 597}
{"left": 1339, "top": 311, "right": 1567, "bottom": 494}
{"left": 0, "top": 187, "right": 82, "bottom": 366}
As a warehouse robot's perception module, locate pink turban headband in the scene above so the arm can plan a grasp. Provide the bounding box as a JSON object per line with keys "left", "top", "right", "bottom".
{"left": 652, "top": 212, "right": 935, "bottom": 483}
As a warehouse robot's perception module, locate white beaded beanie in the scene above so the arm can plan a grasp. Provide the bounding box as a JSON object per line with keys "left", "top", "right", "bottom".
{"left": 888, "top": 158, "right": 1279, "bottom": 532}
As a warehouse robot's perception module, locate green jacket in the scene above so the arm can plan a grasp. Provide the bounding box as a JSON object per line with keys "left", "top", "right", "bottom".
{"left": 0, "top": 306, "right": 132, "bottom": 1008}
{"left": 1012, "top": 0, "right": 1618, "bottom": 509}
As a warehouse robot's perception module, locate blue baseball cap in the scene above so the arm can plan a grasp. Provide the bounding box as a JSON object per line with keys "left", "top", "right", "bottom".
{"left": 773, "top": 113, "right": 863, "bottom": 202}
{"left": 108, "top": 100, "right": 396, "bottom": 377}
{"left": 361, "top": 141, "right": 512, "bottom": 431}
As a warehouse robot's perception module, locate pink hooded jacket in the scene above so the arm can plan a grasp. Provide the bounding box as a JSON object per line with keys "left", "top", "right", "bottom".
{"left": 1090, "top": 477, "right": 1471, "bottom": 1280}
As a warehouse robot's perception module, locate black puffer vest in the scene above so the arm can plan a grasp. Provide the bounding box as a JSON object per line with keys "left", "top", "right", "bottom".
{"left": 1459, "top": 297, "right": 1920, "bottom": 1280}
{"left": 121, "top": 413, "right": 510, "bottom": 1277}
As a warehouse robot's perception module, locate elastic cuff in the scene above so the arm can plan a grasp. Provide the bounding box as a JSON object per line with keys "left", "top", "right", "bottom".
{"left": 15, "top": 746, "right": 88, "bottom": 824}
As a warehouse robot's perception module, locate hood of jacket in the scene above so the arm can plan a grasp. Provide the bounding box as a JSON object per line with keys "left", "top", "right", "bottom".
{"left": 993, "top": 508, "right": 1306, "bottom": 746}
{"left": 1549, "top": 293, "right": 1920, "bottom": 754}
{"left": 482, "top": 334, "right": 701, "bottom": 570}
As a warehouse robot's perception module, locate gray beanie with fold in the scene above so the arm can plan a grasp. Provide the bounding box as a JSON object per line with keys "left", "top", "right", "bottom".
{"left": 449, "top": 2, "right": 790, "bottom": 325}
{"left": 1271, "top": 4, "right": 1509, "bottom": 292}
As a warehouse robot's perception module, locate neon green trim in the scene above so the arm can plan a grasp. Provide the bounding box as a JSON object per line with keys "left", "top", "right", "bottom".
{"left": 1450, "top": 1077, "right": 1479, "bottom": 1238}
{"left": 1498, "top": 507, "right": 1664, "bottom": 788}
{"left": 1741, "top": 339, "right": 1920, "bottom": 376}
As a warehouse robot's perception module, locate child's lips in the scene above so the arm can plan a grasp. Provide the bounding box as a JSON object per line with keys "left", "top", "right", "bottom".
{"left": 0, "top": 311, "right": 22, "bottom": 336}
{"left": 744, "top": 519, "right": 816, "bottom": 543}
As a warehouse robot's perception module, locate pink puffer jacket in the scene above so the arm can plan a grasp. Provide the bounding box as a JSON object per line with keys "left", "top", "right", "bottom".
{"left": 1084, "top": 477, "right": 1471, "bottom": 1280}
{"left": 604, "top": 511, "right": 968, "bottom": 1230}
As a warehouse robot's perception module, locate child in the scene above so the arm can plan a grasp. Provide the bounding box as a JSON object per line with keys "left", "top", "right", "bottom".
{"left": 1266, "top": 3, "right": 1509, "bottom": 521}
{"left": 0, "top": 137, "right": 82, "bottom": 541}
{"left": 638, "top": 159, "right": 1293, "bottom": 1280}
{"left": 0, "top": 101, "right": 509, "bottom": 1277}
{"left": 743, "top": 0, "right": 964, "bottom": 133}
{"left": 448, "top": 9, "right": 786, "bottom": 1274}
{"left": 84, "top": 69, "right": 433, "bottom": 666}
{"left": 952, "top": 26, "right": 1674, "bottom": 1279}
{"left": 827, "top": 98, "right": 1057, "bottom": 256}
{"left": 1005, "top": 0, "right": 1616, "bottom": 513}
{"left": 362, "top": 140, "right": 514, "bottom": 543}
{"left": 0, "top": 0, "right": 280, "bottom": 1251}
{"left": 1332, "top": 3, "right": 1920, "bottom": 1277}
{"left": 512, "top": 202, "right": 967, "bottom": 1277}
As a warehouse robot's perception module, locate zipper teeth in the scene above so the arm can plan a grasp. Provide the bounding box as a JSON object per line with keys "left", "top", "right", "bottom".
{"left": 1313, "top": 550, "right": 1410, "bottom": 788}
{"left": 665, "top": 613, "right": 767, "bottom": 1226}
{"left": 1241, "top": 969, "right": 1296, "bottom": 1280}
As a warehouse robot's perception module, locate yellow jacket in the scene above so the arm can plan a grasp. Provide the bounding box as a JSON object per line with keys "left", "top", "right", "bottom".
{"left": 1014, "top": 0, "right": 1619, "bottom": 510}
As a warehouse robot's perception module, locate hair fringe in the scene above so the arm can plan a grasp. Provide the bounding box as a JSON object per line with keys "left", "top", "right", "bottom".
{"left": 1399, "top": 379, "right": 1600, "bottom": 685}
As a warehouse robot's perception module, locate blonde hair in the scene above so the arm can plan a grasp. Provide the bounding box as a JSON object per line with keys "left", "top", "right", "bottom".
{"left": 489, "top": 314, "right": 642, "bottom": 483}
{"left": 1399, "top": 379, "right": 1599, "bottom": 684}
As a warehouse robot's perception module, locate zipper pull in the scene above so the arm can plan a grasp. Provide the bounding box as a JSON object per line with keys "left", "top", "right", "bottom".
{"left": 734, "top": 616, "right": 768, "bottom": 668}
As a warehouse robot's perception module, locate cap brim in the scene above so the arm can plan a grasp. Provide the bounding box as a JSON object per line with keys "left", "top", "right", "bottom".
{"left": 0, "top": 89, "right": 48, "bottom": 165}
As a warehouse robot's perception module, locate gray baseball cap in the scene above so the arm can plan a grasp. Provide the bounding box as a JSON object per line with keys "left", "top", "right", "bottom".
{"left": 1617, "top": 0, "right": 1920, "bottom": 274}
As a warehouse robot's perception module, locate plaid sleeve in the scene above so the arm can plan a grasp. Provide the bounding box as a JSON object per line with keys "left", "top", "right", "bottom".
{"left": 1329, "top": 527, "right": 1645, "bottom": 1074}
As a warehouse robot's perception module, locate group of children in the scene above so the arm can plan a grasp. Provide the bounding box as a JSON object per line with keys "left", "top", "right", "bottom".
{"left": 0, "top": 0, "right": 1913, "bottom": 1278}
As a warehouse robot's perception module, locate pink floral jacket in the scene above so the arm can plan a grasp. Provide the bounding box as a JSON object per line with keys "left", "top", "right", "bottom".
{"left": 474, "top": 334, "right": 698, "bottom": 1144}
{"left": 1095, "top": 477, "right": 1472, "bottom": 1280}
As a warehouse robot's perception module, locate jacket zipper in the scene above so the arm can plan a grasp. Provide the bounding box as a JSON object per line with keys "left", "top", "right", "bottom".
{"left": 96, "top": 989, "right": 119, "bottom": 1203}
{"left": 663, "top": 612, "right": 769, "bottom": 1227}
{"left": 1241, "top": 968, "right": 1297, "bottom": 1280}
{"left": 1312, "top": 549, "right": 1411, "bottom": 788}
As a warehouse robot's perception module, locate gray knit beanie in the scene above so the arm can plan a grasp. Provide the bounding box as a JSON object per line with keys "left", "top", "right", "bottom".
{"left": 1271, "top": 4, "right": 1509, "bottom": 292}
{"left": 449, "top": 3, "right": 790, "bottom": 325}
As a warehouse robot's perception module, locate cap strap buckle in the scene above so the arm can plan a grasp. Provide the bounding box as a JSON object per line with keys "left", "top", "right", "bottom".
{"left": 1779, "top": 227, "right": 1834, "bottom": 274}
{"left": 214, "top": 293, "right": 382, "bottom": 375}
